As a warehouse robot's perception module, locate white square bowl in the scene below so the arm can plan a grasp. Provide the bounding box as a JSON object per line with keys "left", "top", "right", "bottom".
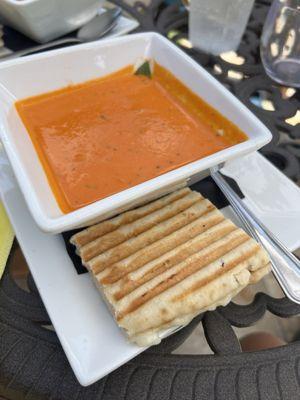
{"left": 0, "top": 0, "right": 103, "bottom": 43}
{"left": 0, "top": 32, "right": 272, "bottom": 233}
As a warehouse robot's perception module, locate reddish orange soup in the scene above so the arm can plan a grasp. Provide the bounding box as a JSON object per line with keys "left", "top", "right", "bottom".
{"left": 15, "top": 64, "right": 247, "bottom": 213}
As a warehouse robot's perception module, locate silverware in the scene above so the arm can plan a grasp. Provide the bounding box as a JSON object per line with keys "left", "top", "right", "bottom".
{"left": 0, "top": 7, "right": 122, "bottom": 61}
{"left": 210, "top": 165, "right": 300, "bottom": 304}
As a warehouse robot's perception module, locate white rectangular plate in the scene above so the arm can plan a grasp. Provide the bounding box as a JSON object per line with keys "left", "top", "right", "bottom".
{"left": 1, "top": 148, "right": 300, "bottom": 386}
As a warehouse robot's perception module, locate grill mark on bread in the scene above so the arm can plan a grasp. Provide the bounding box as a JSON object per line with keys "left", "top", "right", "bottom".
{"left": 124, "top": 261, "right": 270, "bottom": 336}
{"left": 116, "top": 234, "right": 251, "bottom": 320}
{"left": 87, "top": 200, "right": 214, "bottom": 273}
{"left": 111, "top": 228, "right": 247, "bottom": 305}
{"left": 113, "top": 223, "right": 237, "bottom": 299}
{"left": 100, "top": 211, "right": 225, "bottom": 285}
{"left": 71, "top": 188, "right": 191, "bottom": 247}
{"left": 79, "top": 192, "right": 202, "bottom": 261}
{"left": 171, "top": 247, "right": 260, "bottom": 302}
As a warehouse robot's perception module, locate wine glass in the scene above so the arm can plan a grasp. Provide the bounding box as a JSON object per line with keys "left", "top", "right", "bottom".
{"left": 260, "top": 0, "right": 300, "bottom": 87}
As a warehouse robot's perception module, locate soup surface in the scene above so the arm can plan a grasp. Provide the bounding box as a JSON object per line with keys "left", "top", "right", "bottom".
{"left": 16, "top": 63, "right": 247, "bottom": 213}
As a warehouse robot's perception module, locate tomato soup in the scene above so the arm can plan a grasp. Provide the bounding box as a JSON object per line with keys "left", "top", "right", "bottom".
{"left": 15, "top": 63, "right": 247, "bottom": 213}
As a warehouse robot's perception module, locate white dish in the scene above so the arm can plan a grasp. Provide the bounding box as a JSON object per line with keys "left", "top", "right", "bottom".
{"left": 103, "top": 12, "right": 139, "bottom": 40}
{"left": 0, "top": 33, "right": 271, "bottom": 233}
{"left": 1, "top": 147, "right": 300, "bottom": 386}
{"left": 0, "top": 0, "right": 104, "bottom": 43}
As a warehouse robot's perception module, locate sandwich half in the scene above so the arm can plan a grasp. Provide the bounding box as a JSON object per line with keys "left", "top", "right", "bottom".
{"left": 71, "top": 188, "right": 271, "bottom": 346}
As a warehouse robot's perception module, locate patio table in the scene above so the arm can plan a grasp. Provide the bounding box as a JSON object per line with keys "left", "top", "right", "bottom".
{"left": 0, "top": 0, "right": 300, "bottom": 399}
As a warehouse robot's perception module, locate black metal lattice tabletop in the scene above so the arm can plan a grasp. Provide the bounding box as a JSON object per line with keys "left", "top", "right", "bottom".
{"left": 1, "top": 1, "right": 300, "bottom": 399}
